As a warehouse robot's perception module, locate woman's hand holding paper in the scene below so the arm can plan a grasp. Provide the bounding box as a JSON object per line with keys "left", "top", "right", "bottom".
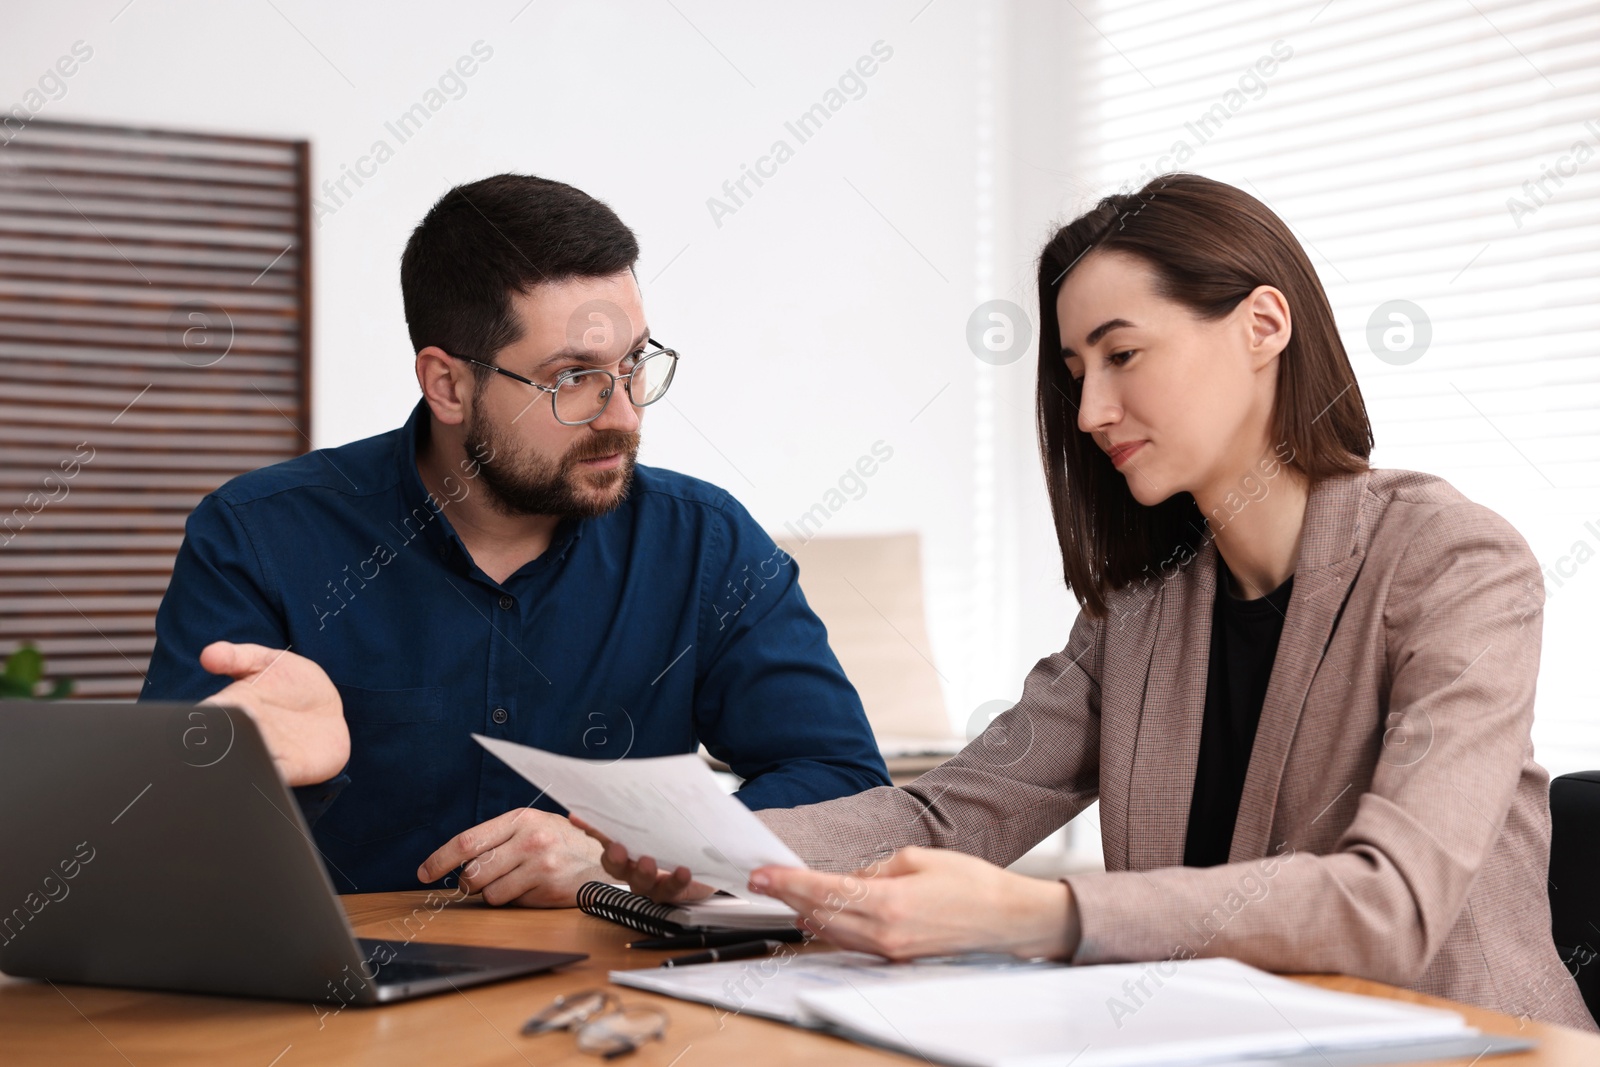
{"left": 577, "top": 816, "right": 1083, "bottom": 960}
{"left": 751, "top": 847, "right": 1082, "bottom": 961}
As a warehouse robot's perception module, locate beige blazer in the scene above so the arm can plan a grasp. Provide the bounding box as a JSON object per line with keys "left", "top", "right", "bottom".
{"left": 761, "top": 468, "right": 1596, "bottom": 1031}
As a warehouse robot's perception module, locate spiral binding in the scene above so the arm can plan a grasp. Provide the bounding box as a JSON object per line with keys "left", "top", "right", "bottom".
{"left": 575, "top": 881, "right": 689, "bottom": 938}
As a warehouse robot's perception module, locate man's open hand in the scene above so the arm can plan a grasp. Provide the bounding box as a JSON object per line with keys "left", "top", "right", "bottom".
{"left": 418, "top": 808, "right": 608, "bottom": 907}
{"left": 199, "top": 641, "right": 349, "bottom": 788}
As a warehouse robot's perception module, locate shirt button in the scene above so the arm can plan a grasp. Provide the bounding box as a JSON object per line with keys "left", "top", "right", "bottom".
{"left": 491, "top": 707, "right": 509, "bottom": 725}
{"left": 498, "top": 594, "right": 514, "bottom": 611}
{"left": 436, "top": 543, "right": 450, "bottom": 560}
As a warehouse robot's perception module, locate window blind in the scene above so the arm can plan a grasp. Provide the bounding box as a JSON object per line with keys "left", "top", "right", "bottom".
{"left": 1071, "top": 0, "right": 1600, "bottom": 774}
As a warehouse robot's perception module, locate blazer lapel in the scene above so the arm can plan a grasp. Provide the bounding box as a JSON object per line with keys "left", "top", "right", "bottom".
{"left": 1124, "top": 537, "right": 1218, "bottom": 870}
{"left": 1228, "top": 469, "right": 1371, "bottom": 862}
{"left": 1098, "top": 569, "right": 1169, "bottom": 871}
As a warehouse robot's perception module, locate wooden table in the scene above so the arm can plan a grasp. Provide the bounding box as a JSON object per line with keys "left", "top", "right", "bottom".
{"left": 2, "top": 891, "right": 1596, "bottom": 1066}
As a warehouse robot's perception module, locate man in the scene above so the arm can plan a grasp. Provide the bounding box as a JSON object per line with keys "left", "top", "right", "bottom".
{"left": 141, "top": 173, "right": 889, "bottom": 906}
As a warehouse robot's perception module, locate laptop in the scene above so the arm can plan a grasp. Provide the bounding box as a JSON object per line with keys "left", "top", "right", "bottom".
{"left": 0, "top": 701, "right": 586, "bottom": 1003}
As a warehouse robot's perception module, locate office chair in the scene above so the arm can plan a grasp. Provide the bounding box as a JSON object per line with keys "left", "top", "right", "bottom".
{"left": 1549, "top": 770, "right": 1600, "bottom": 1026}
{"left": 770, "top": 532, "right": 956, "bottom": 779}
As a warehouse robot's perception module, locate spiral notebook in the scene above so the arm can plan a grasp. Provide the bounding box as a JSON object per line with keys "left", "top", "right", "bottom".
{"left": 576, "top": 881, "right": 798, "bottom": 938}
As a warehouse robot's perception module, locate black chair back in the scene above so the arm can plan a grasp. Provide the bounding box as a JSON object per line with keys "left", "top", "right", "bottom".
{"left": 1549, "top": 770, "right": 1600, "bottom": 1026}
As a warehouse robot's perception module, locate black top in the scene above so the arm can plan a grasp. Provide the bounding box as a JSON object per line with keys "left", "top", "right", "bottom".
{"left": 1183, "top": 556, "right": 1295, "bottom": 868}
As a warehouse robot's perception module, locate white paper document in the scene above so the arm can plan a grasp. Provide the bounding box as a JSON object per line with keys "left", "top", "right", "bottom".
{"left": 661, "top": 893, "right": 798, "bottom": 930}
{"left": 611, "top": 951, "right": 1055, "bottom": 1026}
{"left": 795, "top": 957, "right": 1477, "bottom": 1067}
{"left": 473, "top": 735, "right": 806, "bottom": 900}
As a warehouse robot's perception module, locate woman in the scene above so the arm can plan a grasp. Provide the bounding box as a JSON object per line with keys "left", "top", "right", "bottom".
{"left": 583, "top": 174, "right": 1596, "bottom": 1031}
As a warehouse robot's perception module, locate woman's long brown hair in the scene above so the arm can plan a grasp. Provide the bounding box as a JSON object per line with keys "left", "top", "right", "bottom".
{"left": 1036, "top": 174, "right": 1372, "bottom": 617}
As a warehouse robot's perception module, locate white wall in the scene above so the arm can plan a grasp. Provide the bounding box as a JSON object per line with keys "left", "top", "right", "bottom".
{"left": 13, "top": 1, "right": 1585, "bottom": 822}
{"left": 2, "top": 0, "right": 1080, "bottom": 731}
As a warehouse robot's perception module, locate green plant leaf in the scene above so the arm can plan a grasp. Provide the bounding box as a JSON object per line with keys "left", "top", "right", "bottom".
{"left": 46, "top": 677, "right": 75, "bottom": 700}
{"left": 3, "top": 644, "right": 44, "bottom": 688}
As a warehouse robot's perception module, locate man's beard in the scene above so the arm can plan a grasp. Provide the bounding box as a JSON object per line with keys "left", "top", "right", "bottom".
{"left": 463, "top": 411, "right": 640, "bottom": 519}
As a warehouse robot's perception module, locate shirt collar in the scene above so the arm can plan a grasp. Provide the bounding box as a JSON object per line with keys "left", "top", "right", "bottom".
{"left": 392, "top": 399, "right": 465, "bottom": 567}
{"left": 393, "top": 399, "right": 586, "bottom": 578}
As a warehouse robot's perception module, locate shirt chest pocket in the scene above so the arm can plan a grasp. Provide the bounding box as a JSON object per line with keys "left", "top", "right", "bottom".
{"left": 319, "top": 684, "right": 449, "bottom": 845}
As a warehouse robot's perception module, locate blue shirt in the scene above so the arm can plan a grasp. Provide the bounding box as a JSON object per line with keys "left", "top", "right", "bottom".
{"left": 141, "top": 400, "right": 888, "bottom": 892}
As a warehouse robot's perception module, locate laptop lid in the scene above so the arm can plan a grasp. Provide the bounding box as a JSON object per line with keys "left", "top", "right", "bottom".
{"left": 0, "top": 701, "right": 582, "bottom": 1003}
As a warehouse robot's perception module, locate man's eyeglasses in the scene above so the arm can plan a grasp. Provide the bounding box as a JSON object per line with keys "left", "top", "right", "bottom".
{"left": 447, "top": 339, "right": 679, "bottom": 426}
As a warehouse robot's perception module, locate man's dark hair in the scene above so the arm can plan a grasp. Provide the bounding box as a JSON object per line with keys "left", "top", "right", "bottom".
{"left": 400, "top": 174, "right": 639, "bottom": 368}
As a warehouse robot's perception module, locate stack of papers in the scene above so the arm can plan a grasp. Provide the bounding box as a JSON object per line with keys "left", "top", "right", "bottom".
{"left": 613, "top": 953, "right": 1531, "bottom": 1066}
{"left": 612, "top": 951, "right": 1052, "bottom": 1025}
{"left": 660, "top": 893, "right": 797, "bottom": 930}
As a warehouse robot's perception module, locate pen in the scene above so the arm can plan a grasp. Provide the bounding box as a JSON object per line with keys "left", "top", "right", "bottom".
{"left": 630, "top": 928, "right": 804, "bottom": 950}
{"left": 661, "top": 939, "right": 786, "bottom": 968}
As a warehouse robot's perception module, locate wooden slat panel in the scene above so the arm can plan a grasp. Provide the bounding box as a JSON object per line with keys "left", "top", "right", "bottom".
{"left": 0, "top": 278, "right": 299, "bottom": 309}
{"left": 0, "top": 214, "right": 298, "bottom": 249}
{"left": 0, "top": 236, "right": 301, "bottom": 270}
{"left": 64, "top": 681, "right": 144, "bottom": 698}
{"left": 0, "top": 191, "right": 298, "bottom": 229}
{"left": 0, "top": 321, "right": 299, "bottom": 352}
{"left": 0, "top": 490, "right": 207, "bottom": 509}
{"left": 0, "top": 360, "right": 297, "bottom": 392}
{"left": 0, "top": 471, "right": 240, "bottom": 493}
{"left": 0, "top": 342, "right": 300, "bottom": 372}
{"left": 0, "top": 559, "right": 184, "bottom": 575}
{"left": 8, "top": 121, "right": 302, "bottom": 161}
{"left": 23, "top": 635, "right": 158, "bottom": 655}
{"left": 0, "top": 120, "right": 310, "bottom": 701}
{"left": 5, "top": 593, "right": 165, "bottom": 613}
{"left": 1, "top": 392, "right": 302, "bottom": 422}
{"left": 0, "top": 419, "right": 300, "bottom": 448}
{"left": 43, "top": 655, "right": 159, "bottom": 677}
{"left": 0, "top": 574, "right": 172, "bottom": 593}
{"left": 3, "top": 512, "right": 190, "bottom": 532}
{"left": 3, "top": 446, "right": 293, "bottom": 470}
{"left": 0, "top": 614, "right": 165, "bottom": 634}
{"left": 0, "top": 309, "right": 297, "bottom": 333}
{"left": 1, "top": 151, "right": 297, "bottom": 187}
{"left": 4, "top": 535, "right": 184, "bottom": 552}
{"left": 0, "top": 257, "right": 298, "bottom": 291}
{"left": 0, "top": 171, "right": 299, "bottom": 209}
